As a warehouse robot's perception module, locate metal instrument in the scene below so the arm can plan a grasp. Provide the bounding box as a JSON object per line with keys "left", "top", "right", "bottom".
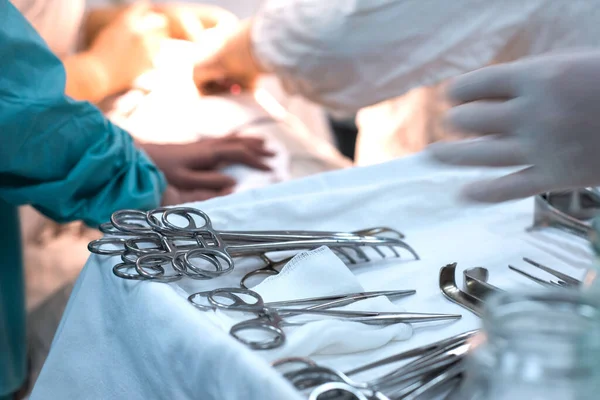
{"left": 241, "top": 227, "right": 408, "bottom": 288}
{"left": 200, "top": 287, "right": 461, "bottom": 350}
{"left": 275, "top": 330, "right": 477, "bottom": 399}
{"left": 88, "top": 207, "right": 419, "bottom": 283}
{"left": 439, "top": 263, "right": 485, "bottom": 318}
{"left": 188, "top": 289, "right": 417, "bottom": 312}
{"left": 463, "top": 267, "right": 503, "bottom": 301}
{"left": 509, "top": 257, "right": 582, "bottom": 288}
{"left": 529, "top": 189, "right": 600, "bottom": 239}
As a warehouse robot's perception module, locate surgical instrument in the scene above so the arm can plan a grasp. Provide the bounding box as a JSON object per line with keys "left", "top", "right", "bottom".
{"left": 529, "top": 191, "right": 595, "bottom": 239}
{"left": 545, "top": 189, "right": 600, "bottom": 220}
{"left": 439, "top": 263, "right": 485, "bottom": 317}
{"left": 241, "top": 227, "right": 407, "bottom": 288}
{"left": 88, "top": 207, "right": 419, "bottom": 282}
{"left": 188, "top": 289, "right": 416, "bottom": 312}
{"left": 278, "top": 330, "right": 476, "bottom": 399}
{"left": 205, "top": 288, "right": 461, "bottom": 350}
{"left": 94, "top": 207, "right": 414, "bottom": 250}
{"left": 508, "top": 257, "right": 582, "bottom": 288}
{"left": 463, "top": 267, "right": 503, "bottom": 301}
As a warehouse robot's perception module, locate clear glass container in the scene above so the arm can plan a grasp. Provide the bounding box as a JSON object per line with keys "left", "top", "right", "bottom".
{"left": 585, "top": 217, "right": 600, "bottom": 291}
{"left": 455, "top": 290, "right": 600, "bottom": 400}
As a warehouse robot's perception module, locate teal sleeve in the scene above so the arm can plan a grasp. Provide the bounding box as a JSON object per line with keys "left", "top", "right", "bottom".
{"left": 0, "top": 0, "right": 167, "bottom": 227}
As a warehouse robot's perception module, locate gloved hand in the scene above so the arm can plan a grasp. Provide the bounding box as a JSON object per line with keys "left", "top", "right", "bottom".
{"left": 193, "top": 20, "right": 265, "bottom": 93}
{"left": 86, "top": 3, "right": 168, "bottom": 96}
{"left": 141, "top": 134, "right": 275, "bottom": 203}
{"left": 428, "top": 51, "right": 600, "bottom": 203}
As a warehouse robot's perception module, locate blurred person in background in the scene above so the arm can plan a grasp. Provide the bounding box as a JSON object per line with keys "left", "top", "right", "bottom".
{"left": 192, "top": 0, "right": 600, "bottom": 166}
{"left": 12, "top": 0, "right": 275, "bottom": 199}
{"left": 0, "top": 1, "right": 231, "bottom": 397}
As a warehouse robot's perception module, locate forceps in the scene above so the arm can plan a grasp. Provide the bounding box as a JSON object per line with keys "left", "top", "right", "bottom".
{"left": 89, "top": 207, "right": 418, "bottom": 282}
{"left": 240, "top": 227, "right": 408, "bottom": 288}
{"left": 509, "top": 257, "right": 582, "bottom": 288}
{"left": 188, "top": 289, "right": 417, "bottom": 312}
{"left": 204, "top": 288, "right": 461, "bottom": 350}
{"left": 277, "top": 330, "right": 476, "bottom": 399}
{"left": 95, "top": 207, "right": 413, "bottom": 250}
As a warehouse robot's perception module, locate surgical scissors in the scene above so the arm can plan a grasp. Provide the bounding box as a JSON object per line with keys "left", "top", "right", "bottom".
{"left": 204, "top": 288, "right": 461, "bottom": 350}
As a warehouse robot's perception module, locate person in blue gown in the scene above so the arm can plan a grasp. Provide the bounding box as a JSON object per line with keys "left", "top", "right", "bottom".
{"left": 0, "top": 1, "right": 167, "bottom": 397}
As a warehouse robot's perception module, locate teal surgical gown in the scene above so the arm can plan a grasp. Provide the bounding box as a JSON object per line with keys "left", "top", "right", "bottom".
{"left": 0, "top": 1, "right": 167, "bottom": 397}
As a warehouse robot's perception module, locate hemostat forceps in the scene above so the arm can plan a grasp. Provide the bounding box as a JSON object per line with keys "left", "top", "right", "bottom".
{"left": 88, "top": 207, "right": 419, "bottom": 282}
{"left": 202, "top": 288, "right": 461, "bottom": 350}
{"left": 276, "top": 330, "right": 477, "bottom": 399}
{"left": 189, "top": 288, "right": 416, "bottom": 312}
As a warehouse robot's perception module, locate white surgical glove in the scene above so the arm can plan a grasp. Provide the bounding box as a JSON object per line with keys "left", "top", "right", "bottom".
{"left": 428, "top": 51, "right": 600, "bottom": 203}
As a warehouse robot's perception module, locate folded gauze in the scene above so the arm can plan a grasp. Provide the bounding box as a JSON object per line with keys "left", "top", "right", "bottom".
{"left": 208, "top": 246, "right": 413, "bottom": 362}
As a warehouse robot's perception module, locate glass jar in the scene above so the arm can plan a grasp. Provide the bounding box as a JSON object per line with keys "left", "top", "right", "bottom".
{"left": 585, "top": 217, "right": 600, "bottom": 291}
{"left": 455, "top": 290, "right": 600, "bottom": 400}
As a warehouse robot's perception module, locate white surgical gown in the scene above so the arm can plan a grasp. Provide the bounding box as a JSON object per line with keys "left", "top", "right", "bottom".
{"left": 250, "top": 0, "right": 600, "bottom": 164}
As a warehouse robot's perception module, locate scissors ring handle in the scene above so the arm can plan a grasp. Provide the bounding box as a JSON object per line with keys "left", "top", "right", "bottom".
{"left": 145, "top": 207, "right": 192, "bottom": 235}
{"left": 88, "top": 238, "right": 127, "bottom": 255}
{"left": 183, "top": 252, "right": 224, "bottom": 278}
{"left": 124, "top": 236, "right": 166, "bottom": 255}
{"left": 99, "top": 222, "right": 129, "bottom": 235}
{"left": 135, "top": 254, "right": 183, "bottom": 282}
{"left": 208, "top": 287, "right": 265, "bottom": 311}
{"left": 173, "top": 254, "right": 216, "bottom": 280}
{"left": 240, "top": 268, "right": 279, "bottom": 289}
{"left": 187, "top": 291, "right": 215, "bottom": 311}
{"left": 121, "top": 252, "right": 139, "bottom": 264}
{"left": 162, "top": 207, "right": 212, "bottom": 234}
{"left": 111, "top": 210, "right": 153, "bottom": 234}
{"left": 113, "top": 262, "right": 164, "bottom": 280}
{"left": 308, "top": 382, "right": 371, "bottom": 400}
{"left": 184, "top": 248, "right": 234, "bottom": 278}
{"left": 230, "top": 318, "right": 285, "bottom": 350}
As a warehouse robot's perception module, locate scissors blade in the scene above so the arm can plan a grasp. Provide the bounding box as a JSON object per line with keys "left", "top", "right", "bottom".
{"left": 522, "top": 258, "right": 581, "bottom": 287}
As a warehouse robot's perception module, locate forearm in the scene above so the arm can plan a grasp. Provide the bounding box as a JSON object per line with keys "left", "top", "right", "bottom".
{"left": 61, "top": 52, "right": 112, "bottom": 103}
{"left": 80, "top": 6, "right": 127, "bottom": 49}
{"left": 214, "top": 19, "right": 267, "bottom": 85}
{"left": 0, "top": 1, "right": 165, "bottom": 226}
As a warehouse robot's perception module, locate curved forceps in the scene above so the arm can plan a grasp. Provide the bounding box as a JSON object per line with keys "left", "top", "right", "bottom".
{"left": 206, "top": 288, "right": 460, "bottom": 350}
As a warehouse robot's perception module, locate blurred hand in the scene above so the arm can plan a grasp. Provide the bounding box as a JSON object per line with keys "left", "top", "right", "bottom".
{"left": 87, "top": 3, "right": 168, "bottom": 95}
{"left": 142, "top": 134, "right": 275, "bottom": 202}
{"left": 429, "top": 51, "right": 600, "bottom": 203}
